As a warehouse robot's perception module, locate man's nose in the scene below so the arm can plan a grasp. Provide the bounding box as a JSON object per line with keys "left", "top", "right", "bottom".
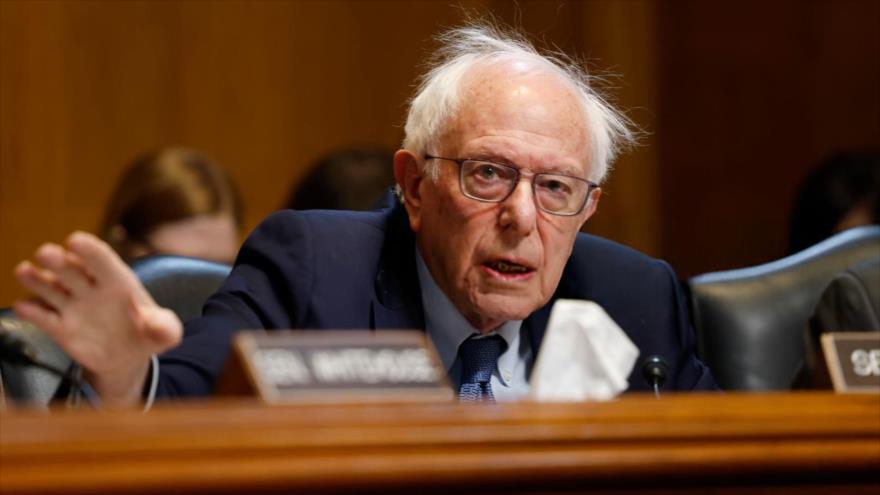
{"left": 498, "top": 179, "right": 537, "bottom": 235}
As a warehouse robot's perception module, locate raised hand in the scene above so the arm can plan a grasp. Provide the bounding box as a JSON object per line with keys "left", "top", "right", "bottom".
{"left": 13, "top": 231, "right": 182, "bottom": 406}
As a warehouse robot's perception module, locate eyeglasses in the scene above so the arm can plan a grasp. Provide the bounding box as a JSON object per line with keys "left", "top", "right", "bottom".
{"left": 424, "top": 155, "right": 598, "bottom": 216}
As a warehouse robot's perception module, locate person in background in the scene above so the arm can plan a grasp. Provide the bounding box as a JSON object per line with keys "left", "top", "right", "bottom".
{"left": 99, "top": 147, "right": 243, "bottom": 264}
{"left": 788, "top": 151, "right": 880, "bottom": 254}
{"left": 283, "top": 147, "right": 396, "bottom": 211}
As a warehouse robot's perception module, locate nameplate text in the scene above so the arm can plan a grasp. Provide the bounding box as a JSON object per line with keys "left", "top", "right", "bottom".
{"left": 220, "top": 330, "right": 452, "bottom": 404}
{"left": 821, "top": 332, "right": 880, "bottom": 393}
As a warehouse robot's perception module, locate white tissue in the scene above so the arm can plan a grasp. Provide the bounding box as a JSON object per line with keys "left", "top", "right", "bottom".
{"left": 529, "top": 299, "right": 639, "bottom": 402}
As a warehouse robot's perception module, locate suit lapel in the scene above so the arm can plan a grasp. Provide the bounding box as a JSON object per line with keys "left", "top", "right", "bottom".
{"left": 524, "top": 303, "right": 552, "bottom": 356}
{"left": 370, "top": 202, "right": 425, "bottom": 332}
{"left": 523, "top": 255, "right": 583, "bottom": 355}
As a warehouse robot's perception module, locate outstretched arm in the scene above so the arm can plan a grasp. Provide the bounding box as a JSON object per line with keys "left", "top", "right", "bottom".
{"left": 13, "top": 231, "right": 182, "bottom": 407}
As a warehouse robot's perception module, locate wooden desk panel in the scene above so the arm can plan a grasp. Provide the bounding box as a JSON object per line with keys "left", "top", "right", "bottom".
{"left": 1, "top": 392, "right": 879, "bottom": 494}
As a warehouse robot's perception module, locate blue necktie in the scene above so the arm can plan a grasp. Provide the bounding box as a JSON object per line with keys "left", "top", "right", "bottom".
{"left": 458, "top": 335, "right": 507, "bottom": 402}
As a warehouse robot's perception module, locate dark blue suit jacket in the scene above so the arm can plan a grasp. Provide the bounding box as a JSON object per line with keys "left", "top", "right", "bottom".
{"left": 157, "top": 202, "right": 717, "bottom": 396}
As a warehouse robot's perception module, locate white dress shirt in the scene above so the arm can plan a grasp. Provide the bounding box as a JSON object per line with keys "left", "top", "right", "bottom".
{"left": 415, "top": 249, "right": 532, "bottom": 401}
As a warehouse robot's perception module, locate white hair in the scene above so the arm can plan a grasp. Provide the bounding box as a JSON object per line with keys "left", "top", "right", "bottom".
{"left": 402, "top": 24, "right": 635, "bottom": 184}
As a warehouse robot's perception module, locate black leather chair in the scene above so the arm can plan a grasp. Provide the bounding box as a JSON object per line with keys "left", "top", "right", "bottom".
{"left": 130, "top": 255, "right": 232, "bottom": 323}
{"left": 800, "top": 257, "right": 880, "bottom": 388}
{"left": 0, "top": 307, "right": 71, "bottom": 406}
{"left": 1, "top": 255, "right": 231, "bottom": 406}
{"left": 810, "top": 256, "right": 880, "bottom": 333}
{"left": 688, "top": 225, "right": 880, "bottom": 391}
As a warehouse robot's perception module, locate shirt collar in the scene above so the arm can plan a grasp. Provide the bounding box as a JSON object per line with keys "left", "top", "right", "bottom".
{"left": 415, "top": 248, "right": 522, "bottom": 372}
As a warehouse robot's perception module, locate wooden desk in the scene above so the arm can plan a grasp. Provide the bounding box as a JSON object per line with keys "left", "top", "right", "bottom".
{"left": 1, "top": 392, "right": 879, "bottom": 494}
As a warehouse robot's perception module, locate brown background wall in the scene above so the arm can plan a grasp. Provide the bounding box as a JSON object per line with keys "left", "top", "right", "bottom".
{"left": 656, "top": 1, "right": 880, "bottom": 275}
{"left": 1, "top": 0, "right": 878, "bottom": 305}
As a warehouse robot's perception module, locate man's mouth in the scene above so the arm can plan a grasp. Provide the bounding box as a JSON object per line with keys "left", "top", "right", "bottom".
{"left": 482, "top": 259, "right": 536, "bottom": 278}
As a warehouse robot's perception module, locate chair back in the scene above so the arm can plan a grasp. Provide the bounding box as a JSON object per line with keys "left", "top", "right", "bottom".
{"left": 130, "top": 255, "right": 232, "bottom": 323}
{"left": 688, "top": 225, "right": 880, "bottom": 390}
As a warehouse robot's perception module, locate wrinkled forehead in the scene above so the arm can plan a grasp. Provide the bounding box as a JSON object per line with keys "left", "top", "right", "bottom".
{"left": 444, "top": 60, "right": 592, "bottom": 171}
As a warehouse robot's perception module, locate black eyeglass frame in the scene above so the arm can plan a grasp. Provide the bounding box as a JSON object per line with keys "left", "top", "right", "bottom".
{"left": 424, "top": 155, "right": 599, "bottom": 216}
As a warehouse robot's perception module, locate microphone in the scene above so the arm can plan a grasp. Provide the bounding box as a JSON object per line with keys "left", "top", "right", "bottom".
{"left": 642, "top": 355, "right": 668, "bottom": 399}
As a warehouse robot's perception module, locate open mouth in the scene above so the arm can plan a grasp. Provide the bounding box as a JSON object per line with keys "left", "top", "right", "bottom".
{"left": 483, "top": 259, "right": 536, "bottom": 278}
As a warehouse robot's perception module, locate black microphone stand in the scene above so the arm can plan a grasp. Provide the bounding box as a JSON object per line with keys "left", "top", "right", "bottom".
{"left": 642, "top": 355, "right": 669, "bottom": 399}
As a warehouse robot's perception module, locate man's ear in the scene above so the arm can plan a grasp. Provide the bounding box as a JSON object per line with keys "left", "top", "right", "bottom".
{"left": 393, "top": 150, "right": 425, "bottom": 232}
{"left": 581, "top": 187, "right": 601, "bottom": 222}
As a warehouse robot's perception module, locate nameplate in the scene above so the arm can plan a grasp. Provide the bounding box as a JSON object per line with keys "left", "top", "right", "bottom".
{"left": 820, "top": 332, "right": 880, "bottom": 393}
{"left": 217, "top": 330, "right": 453, "bottom": 404}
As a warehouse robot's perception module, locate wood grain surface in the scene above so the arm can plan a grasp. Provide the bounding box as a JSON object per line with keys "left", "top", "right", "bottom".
{"left": 2, "top": 392, "right": 878, "bottom": 494}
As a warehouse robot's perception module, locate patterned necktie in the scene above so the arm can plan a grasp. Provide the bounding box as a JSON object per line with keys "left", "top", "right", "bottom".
{"left": 457, "top": 334, "right": 507, "bottom": 402}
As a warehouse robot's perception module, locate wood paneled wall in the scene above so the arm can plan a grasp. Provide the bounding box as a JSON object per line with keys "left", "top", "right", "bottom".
{"left": 1, "top": 0, "right": 487, "bottom": 303}
{"left": 656, "top": 0, "right": 880, "bottom": 275}
{"left": 2, "top": 1, "right": 878, "bottom": 304}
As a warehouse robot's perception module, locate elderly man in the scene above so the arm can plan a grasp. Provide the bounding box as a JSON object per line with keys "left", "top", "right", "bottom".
{"left": 14, "top": 25, "right": 716, "bottom": 406}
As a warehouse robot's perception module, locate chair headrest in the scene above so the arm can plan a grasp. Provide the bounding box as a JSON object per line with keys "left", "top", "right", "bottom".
{"left": 130, "top": 255, "right": 232, "bottom": 323}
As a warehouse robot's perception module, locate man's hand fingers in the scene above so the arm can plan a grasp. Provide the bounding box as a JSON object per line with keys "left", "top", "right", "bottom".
{"left": 131, "top": 291, "right": 183, "bottom": 354}
{"left": 12, "top": 299, "right": 61, "bottom": 333}
{"left": 33, "top": 243, "right": 94, "bottom": 295}
{"left": 14, "top": 260, "right": 70, "bottom": 310}
{"left": 65, "top": 231, "right": 130, "bottom": 286}
{"left": 141, "top": 306, "right": 184, "bottom": 353}
{"left": 13, "top": 231, "right": 173, "bottom": 406}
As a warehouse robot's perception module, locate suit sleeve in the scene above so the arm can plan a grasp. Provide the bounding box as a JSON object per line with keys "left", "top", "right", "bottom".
{"left": 659, "top": 260, "right": 719, "bottom": 391}
{"left": 155, "top": 211, "right": 315, "bottom": 397}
